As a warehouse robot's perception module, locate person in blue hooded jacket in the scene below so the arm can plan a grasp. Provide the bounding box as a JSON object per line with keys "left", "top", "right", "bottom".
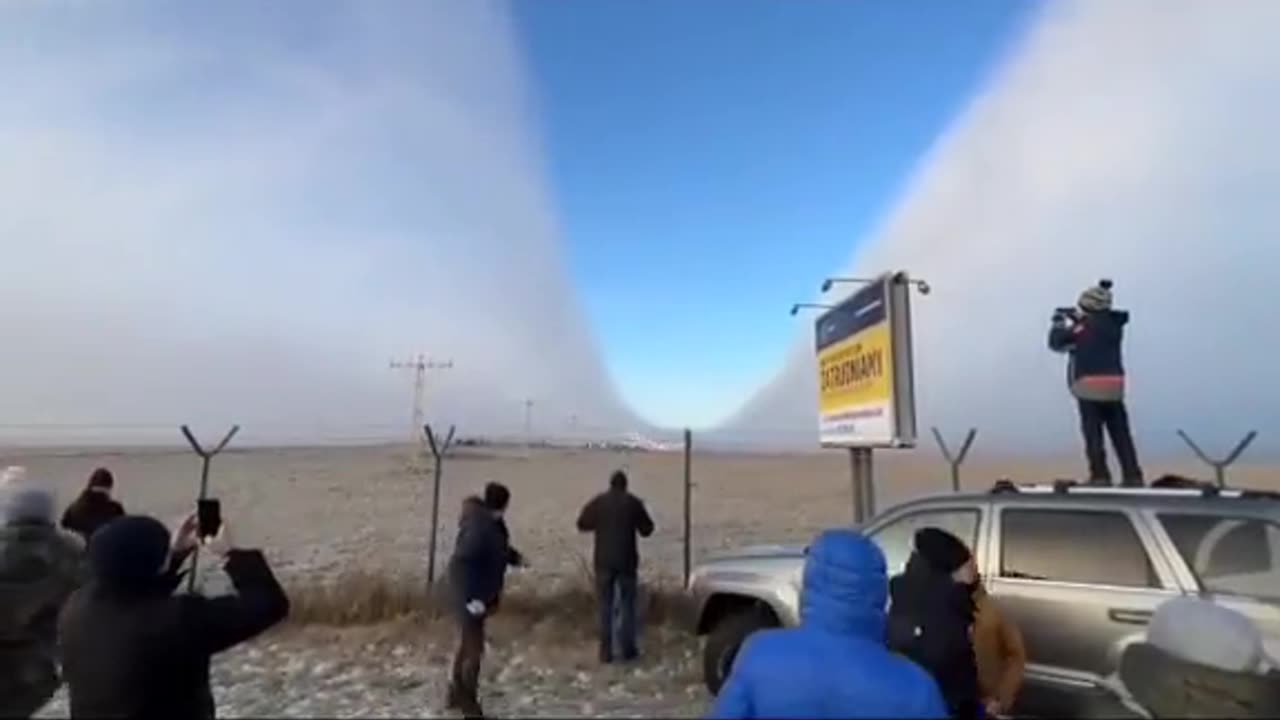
{"left": 707, "top": 528, "right": 949, "bottom": 720}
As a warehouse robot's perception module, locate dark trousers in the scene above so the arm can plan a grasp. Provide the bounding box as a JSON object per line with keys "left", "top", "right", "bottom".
{"left": 1077, "top": 399, "right": 1143, "bottom": 485}
{"left": 595, "top": 568, "right": 638, "bottom": 661}
{"left": 449, "top": 615, "right": 486, "bottom": 716}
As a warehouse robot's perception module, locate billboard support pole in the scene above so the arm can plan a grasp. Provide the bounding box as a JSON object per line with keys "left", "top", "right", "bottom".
{"left": 932, "top": 427, "right": 977, "bottom": 493}
{"left": 424, "top": 422, "right": 457, "bottom": 585}
{"left": 1176, "top": 429, "right": 1256, "bottom": 489}
{"left": 850, "top": 447, "right": 874, "bottom": 524}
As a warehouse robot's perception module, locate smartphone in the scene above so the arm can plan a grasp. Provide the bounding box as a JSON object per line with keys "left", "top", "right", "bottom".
{"left": 197, "top": 498, "right": 222, "bottom": 539}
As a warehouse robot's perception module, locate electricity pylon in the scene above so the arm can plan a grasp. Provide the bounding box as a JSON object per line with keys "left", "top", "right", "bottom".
{"left": 389, "top": 354, "right": 453, "bottom": 448}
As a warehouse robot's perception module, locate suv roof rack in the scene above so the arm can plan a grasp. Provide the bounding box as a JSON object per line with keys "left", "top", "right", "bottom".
{"left": 987, "top": 478, "right": 1280, "bottom": 500}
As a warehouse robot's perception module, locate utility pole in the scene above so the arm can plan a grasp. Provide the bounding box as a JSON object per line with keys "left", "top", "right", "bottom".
{"left": 389, "top": 354, "right": 453, "bottom": 448}
{"left": 523, "top": 398, "right": 534, "bottom": 452}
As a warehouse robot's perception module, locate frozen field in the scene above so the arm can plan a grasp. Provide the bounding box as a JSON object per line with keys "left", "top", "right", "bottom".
{"left": 12, "top": 443, "right": 1275, "bottom": 718}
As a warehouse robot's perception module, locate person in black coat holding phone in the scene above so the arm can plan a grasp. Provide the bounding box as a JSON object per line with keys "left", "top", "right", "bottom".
{"left": 58, "top": 513, "right": 289, "bottom": 719}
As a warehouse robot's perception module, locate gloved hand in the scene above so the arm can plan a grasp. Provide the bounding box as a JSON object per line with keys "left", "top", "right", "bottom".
{"left": 465, "top": 599, "right": 486, "bottom": 617}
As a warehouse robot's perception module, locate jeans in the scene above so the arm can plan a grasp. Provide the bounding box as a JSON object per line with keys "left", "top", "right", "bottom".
{"left": 449, "top": 615, "right": 486, "bottom": 717}
{"left": 595, "top": 568, "right": 638, "bottom": 660}
{"left": 1077, "top": 399, "right": 1143, "bottom": 485}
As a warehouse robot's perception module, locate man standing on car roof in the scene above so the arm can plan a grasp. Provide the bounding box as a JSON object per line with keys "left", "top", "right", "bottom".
{"left": 1048, "top": 280, "right": 1144, "bottom": 486}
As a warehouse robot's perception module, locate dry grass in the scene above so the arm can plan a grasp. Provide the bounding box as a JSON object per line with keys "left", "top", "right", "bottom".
{"left": 284, "top": 563, "right": 686, "bottom": 638}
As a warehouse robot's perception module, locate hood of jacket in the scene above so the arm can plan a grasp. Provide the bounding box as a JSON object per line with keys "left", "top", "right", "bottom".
{"left": 0, "top": 523, "right": 76, "bottom": 583}
{"left": 799, "top": 529, "right": 887, "bottom": 640}
{"left": 0, "top": 523, "right": 82, "bottom": 643}
{"left": 891, "top": 552, "right": 976, "bottom": 619}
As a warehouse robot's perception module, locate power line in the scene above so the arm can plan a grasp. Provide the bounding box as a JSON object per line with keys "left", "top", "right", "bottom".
{"left": 389, "top": 354, "right": 453, "bottom": 447}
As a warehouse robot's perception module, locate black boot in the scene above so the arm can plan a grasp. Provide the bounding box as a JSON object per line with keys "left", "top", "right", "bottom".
{"left": 459, "top": 695, "right": 485, "bottom": 720}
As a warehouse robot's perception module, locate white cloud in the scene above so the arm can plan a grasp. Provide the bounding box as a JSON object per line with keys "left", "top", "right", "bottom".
{"left": 723, "top": 0, "right": 1280, "bottom": 458}
{"left": 0, "top": 1, "right": 635, "bottom": 445}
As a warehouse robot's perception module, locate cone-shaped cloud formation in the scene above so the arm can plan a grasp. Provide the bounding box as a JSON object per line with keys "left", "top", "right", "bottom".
{"left": 722, "top": 0, "right": 1280, "bottom": 456}
{"left": 0, "top": 2, "right": 635, "bottom": 445}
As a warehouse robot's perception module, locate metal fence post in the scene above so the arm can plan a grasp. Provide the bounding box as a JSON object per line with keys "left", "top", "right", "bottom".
{"left": 931, "top": 427, "right": 977, "bottom": 493}
{"left": 1176, "top": 429, "right": 1257, "bottom": 488}
{"left": 424, "top": 423, "right": 457, "bottom": 585}
{"left": 179, "top": 424, "right": 240, "bottom": 593}
{"left": 683, "top": 428, "right": 693, "bottom": 588}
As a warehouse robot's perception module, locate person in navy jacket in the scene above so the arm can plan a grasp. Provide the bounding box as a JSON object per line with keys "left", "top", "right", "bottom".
{"left": 707, "top": 528, "right": 949, "bottom": 720}
{"left": 1048, "top": 280, "right": 1143, "bottom": 485}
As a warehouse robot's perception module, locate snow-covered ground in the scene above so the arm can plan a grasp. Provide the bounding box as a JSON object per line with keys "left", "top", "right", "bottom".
{"left": 38, "top": 618, "right": 708, "bottom": 718}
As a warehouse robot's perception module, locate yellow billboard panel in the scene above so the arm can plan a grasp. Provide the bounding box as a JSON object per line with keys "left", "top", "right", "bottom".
{"left": 813, "top": 272, "right": 916, "bottom": 448}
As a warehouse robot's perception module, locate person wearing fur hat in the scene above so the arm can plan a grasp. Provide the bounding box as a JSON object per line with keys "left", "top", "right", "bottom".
{"left": 1048, "top": 279, "right": 1144, "bottom": 486}
{"left": 887, "top": 527, "right": 982, "bottom": 718}
{"left": 0, "top": 471, "right": 86, "bottom": 718}
{"left": 57, "top": 514, "right": 289, "bottom": 718}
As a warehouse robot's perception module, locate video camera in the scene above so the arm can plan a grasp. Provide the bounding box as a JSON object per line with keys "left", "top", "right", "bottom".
{"left": 1053, "top": 278, "right": 1112, "bottom": 324}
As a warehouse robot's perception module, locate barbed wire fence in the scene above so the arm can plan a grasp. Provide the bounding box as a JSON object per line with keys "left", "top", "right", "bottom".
{"left": 0, "top": 419, "right": 1265, "bottom": 590}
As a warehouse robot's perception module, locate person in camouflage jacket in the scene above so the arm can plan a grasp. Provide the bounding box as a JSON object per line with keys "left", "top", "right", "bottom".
{"left": 0, "top": 473, "right": 86, "bottom": 718}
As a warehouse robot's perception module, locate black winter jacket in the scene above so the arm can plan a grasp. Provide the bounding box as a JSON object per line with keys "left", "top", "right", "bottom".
{"left": 887, "top": 553, "right": 981, "bottom": 719}
{"left": 576, "top": 488, "right": 655, "bottom": 573}
{"left": 58, "top": 549, "right": 289, "bottom": 719}
{"left": 60, "top": 491, "right": 125, "bottom": 545}
{"left": 447, "top": 505, "right": 511, "bottom": 615}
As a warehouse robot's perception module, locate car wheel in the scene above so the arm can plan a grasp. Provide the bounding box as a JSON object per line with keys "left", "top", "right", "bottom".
{"left": 702, "top": 607, "right": 777, "bottom": 696}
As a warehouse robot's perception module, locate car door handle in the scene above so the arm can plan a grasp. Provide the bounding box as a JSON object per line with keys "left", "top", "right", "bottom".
{"left": 1108, "top": 608, "right": 1153, "bottom": 625}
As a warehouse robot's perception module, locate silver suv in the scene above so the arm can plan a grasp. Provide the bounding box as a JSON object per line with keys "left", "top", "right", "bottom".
{"left": 685, "top": 480, "right": 1280, "bottom": 718}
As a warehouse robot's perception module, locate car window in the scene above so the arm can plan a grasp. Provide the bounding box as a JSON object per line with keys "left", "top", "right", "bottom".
{"left": 869, "top": 508, "right": 981, "bottom": 577}
{"left": 1000, "top": 509, "right": 1158, "bottom": 588}
{"left": 1159, "top": 513, "right": 1280, "bottom": 602}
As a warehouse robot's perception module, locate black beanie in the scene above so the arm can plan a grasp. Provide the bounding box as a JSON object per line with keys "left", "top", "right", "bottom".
{"left": 483, "top": 482, "right": 510, "bottom": 511}
{"left": 914, "top": 527, "right": 972, "bottom": 574}
{"left": 88, "top": 467, "right": 114, "bottom": 490}
{"left": 89, "top": 515, "right": 172, "bottom": 589}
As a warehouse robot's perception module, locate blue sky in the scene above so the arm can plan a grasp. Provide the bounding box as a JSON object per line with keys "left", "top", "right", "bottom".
{"left": 512, "top": 0, "right": 1043, "bottom": 428}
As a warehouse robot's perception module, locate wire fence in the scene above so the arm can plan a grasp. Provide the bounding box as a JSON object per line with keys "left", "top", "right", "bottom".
{"left": 0, "top": 420, "right": 1264, "bottom": 590}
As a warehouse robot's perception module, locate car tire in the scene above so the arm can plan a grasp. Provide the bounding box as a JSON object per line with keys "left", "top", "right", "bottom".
{"left": 702, "top": 607, "right": 777, "bottom": 696}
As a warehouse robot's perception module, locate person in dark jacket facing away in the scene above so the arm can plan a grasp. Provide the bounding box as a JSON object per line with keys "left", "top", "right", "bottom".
{"left": 0, "top": 475, "right": 85, "bottom": 718}
{"left": 708, "top": 528, "right": 947, "bottom": 719}
{"left": 60, "top": 467, "right": 125, "bottom": 544}
{"left": 888, "top": 527, "right": 982, "bottom": 719}
{"left": 576, "top": 469, "right": 655, "bottom": 663}
{"left": 446, "top": 482, "right": 517, "bottom": 718}
{"left": 58, "top": 514, "right": 289, "bottom": 719}
{"left": 486, "top": 481, "right": 526, "bottom": 577}
{"left": 1048, "top": 280, "right": 1143, "bottom": 486}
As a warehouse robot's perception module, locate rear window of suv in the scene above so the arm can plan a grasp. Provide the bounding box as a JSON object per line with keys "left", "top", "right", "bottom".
{"left": 1001, "top": 509, "right": 1158, "bottom": 588}
{"left": 1159, "top": 513, "right": 1280, "bottom": 602}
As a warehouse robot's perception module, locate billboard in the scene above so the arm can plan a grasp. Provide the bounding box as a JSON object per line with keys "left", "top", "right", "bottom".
{"left": 814, "top": 272, "right": 918, "bottom": 448}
